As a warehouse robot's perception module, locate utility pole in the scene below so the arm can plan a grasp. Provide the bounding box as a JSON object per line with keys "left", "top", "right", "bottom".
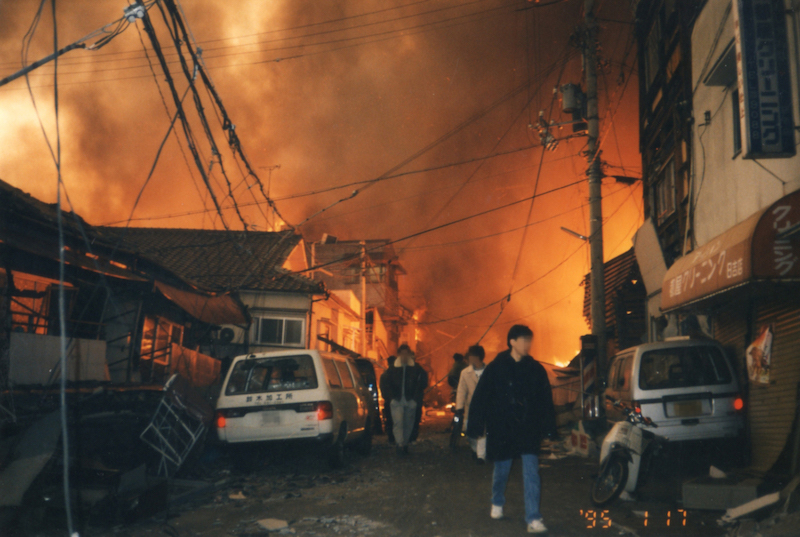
{"left": 585, "top": 0, "right": 607, "bottom": 386}
{"left": 360, "top": 240, "right": 367, "bottom": 357}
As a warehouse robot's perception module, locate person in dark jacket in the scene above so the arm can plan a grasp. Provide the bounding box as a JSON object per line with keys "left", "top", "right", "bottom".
{"left": 466, "top": 325, "right": 557, "bottom": 534}
{"left": 382, "top": 344, "right": 428, "bottom": 454}
{"left": 379, "top": 356, "right": 397, "bottom": 444}
{"left": 447, "top": 353, "right": 467, "bottom": 402}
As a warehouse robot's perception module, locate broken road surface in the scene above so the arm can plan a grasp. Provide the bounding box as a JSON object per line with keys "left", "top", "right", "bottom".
{"left": 103, "top": 414, "right": 732, "bottom": 536}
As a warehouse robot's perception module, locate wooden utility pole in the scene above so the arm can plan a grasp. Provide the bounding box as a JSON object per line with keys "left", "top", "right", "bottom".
{"left": 585, "top": 0, "right": 607, "bottom": 383}
{"left": 360, "top": 240, "right": 367, "bottom": 357}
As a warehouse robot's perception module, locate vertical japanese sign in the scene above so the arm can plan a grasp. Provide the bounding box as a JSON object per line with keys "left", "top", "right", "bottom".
{"left": 746, "top": 325, "right": 773, "bottom": 385}
{"left": 733, "top": 0, "right": 795, "bottom": 158}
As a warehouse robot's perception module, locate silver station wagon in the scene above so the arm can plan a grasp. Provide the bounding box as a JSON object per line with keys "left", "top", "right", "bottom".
{"left": 215, "top": 350, "right": 375, "bottom": 468}
{"left": 603, "top": 338, "right": 745, "bottom": 444}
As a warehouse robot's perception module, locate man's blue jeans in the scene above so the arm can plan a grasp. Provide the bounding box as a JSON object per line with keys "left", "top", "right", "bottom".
{"left": 492, "top": 454, "right": 542, "bottom": 523}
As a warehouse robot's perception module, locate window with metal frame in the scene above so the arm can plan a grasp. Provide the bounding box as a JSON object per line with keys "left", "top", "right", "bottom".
{"left": 639, "top": 346, "right": 733, "bottom": 390}
{"left": 334, "top": 360, "right": 354, "bottom": 389}
{"left": 253, "top": 315, "right": 305, "bottom": 347}
{"left": 224, "top": 355, "right": 318, "bottom": 395}
{"left": 323, "top": 358, "right": 342, "bottom": 388}
{"left": 655, "top": 158, "right": 676, "bottom": 223}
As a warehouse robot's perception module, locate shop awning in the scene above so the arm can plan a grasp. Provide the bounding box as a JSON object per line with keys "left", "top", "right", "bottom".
{"left": 662, "top": 190, "right": 800, "bottom": 311}
{"left": 154, "top": 281, "right": 248, "bottom": 325}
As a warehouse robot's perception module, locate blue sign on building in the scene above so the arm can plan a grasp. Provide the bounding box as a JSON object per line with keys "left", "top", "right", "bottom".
{"left": 734, "top": 0, "right": 795, "bottom": 158}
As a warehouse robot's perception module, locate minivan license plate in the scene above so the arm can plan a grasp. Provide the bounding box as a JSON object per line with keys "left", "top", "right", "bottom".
{"left": 260, "top": 411, "right": 281, "bottom": 425}
{"left": 673, "top": 400, "right": 702, "bottom": 417}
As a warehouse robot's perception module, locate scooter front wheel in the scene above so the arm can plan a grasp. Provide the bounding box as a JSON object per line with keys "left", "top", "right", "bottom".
{"left": 590, "top": 455, "right": 628, "bottom": 507}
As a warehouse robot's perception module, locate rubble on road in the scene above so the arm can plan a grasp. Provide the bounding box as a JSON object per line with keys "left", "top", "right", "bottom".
{"left": 293, "top": 514, "right": 397, "bottom": 535}
{"left": 257, "top": 517, "right": 289, "bottom": 531}
{"left": 0, "top": 377, "right": 217, "bottom": 534}
{"left": 723, "top": 475, "right": 800, "bottom": 536}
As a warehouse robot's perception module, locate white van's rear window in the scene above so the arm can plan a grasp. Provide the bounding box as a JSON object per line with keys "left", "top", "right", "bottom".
{"left": 225, "top": 355, "right": 318, "bottom": 395}
{"left": 639, "top": 346, "right": 733, "bottom": 390}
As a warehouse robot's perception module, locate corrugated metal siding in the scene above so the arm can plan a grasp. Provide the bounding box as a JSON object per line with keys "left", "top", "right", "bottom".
{"left": 583, "top": 248, "right": 637, "bottom": 330}
{"left": 714, "top": 306, "right": 749, "bottom": 388}
{"left": 749, "top": 299, "right": 800, "bottom": 472}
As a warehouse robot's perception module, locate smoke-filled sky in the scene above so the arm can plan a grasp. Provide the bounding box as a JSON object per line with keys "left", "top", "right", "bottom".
{"left": 0, "top": 0, "right": 641, "bottom": 375}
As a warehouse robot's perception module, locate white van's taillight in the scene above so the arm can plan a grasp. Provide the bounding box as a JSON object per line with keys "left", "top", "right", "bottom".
{"left": 216, "top": 411, "right": 227, "bottom": 429}
{"left": 733, "top": 397, "right": 745, "bottom": 411}
{"left": 316, "top": 401, "right": 333, "bottom": 421}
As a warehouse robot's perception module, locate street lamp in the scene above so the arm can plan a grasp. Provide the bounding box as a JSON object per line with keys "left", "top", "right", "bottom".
{"left": 560, "top": 227, "right": 588, "bottom": 241}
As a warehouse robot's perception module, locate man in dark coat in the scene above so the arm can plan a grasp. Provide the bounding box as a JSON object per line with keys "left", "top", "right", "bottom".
{"left": 447, "top": 353, "right": 467, "bottom": 402}
{"left": 382, "top": 344, "right": 428, "bottom": 454}
{"left": 379, "top": 356, "right": 397, "bottom": 444}
{"left": 466, "top": 325, "right": 557, "bottom": 534}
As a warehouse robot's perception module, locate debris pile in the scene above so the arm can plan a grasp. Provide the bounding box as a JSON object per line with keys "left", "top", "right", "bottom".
{"left": 723, "top": 475, "right": 800, "bottom": 537}
{"left": 0, "top": 375, "right": 214, "bottom": 534}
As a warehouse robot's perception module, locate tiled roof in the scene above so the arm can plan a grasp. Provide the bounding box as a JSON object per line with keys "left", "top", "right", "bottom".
{"left": 0, "top": 178, "right": 118, "bottom": 247}
{"left": 101, "top": 227, "right": 323, "bottom": 294}
{"left": 582, "top": 248, "right": 639, "bottom": 329}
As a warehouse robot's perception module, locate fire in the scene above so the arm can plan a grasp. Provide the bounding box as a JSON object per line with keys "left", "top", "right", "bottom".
{"left": 0, "top": 0, "right": 641, "bottom": 372}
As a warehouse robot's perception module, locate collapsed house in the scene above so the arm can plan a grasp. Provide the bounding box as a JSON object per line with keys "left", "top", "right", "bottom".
{"left": 0, "top": 179, "right": 250, "bottom": 529}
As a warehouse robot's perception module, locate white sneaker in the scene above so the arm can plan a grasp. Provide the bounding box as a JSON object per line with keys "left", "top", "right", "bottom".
{"left": 527, "top": 519, "right": 547, "bottom": 533}
{"left": 490, "top": 505, "right": 503, "bottom": 519}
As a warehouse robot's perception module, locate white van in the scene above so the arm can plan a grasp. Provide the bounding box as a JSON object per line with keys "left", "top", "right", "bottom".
{"left": 603, "top": 338, "right": 745, "bottom": 444}
{"left": 215, "top": 350, "right": 375, "bottom": 467}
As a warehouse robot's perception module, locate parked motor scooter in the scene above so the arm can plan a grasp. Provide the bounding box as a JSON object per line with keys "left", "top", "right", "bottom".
{"left": 590, "top": 400, "right": 666, "bottom": 507}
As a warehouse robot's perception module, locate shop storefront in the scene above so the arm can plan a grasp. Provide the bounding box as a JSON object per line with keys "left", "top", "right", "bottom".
{"left": 661, "top": 190, "right": 800, "bottom": 475}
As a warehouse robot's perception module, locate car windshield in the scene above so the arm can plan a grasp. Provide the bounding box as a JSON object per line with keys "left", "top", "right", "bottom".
{"left": 225, "top": 355, "right": 318, "bottom": 395}
{"left": 639, "top": 346, "right": 733, "bottom": 390}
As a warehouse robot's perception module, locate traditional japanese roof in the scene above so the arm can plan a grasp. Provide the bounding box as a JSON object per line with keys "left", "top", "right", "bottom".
{"left": 103, "top": 227, "right": 323, "bottom": 294}
{"left": 0, "top": 178, "right": 251, "bottom": 325}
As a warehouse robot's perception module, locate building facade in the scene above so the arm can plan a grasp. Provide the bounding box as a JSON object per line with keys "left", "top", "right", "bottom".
{"left": 646, "top": 0, "right": 800, "bottom": 477}
{"left": 309, "top": 237, "right": 412, "bottom": 355}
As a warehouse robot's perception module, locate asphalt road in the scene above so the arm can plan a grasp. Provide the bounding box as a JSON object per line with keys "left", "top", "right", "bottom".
{"left": 96, "top": 414, "right": 729, "bottom": 537}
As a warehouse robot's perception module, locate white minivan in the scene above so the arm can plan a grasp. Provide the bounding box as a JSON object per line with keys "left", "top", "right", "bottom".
{"left": 603, "top": 338, "right": 745, "bottom": 444}
{"left": 215, "top": 350, "right": 375, "bottom": 467}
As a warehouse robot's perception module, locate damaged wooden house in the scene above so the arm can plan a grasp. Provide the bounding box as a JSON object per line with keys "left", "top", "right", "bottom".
{"left": 0, "top": 178, "right": 250, "bottom": 398}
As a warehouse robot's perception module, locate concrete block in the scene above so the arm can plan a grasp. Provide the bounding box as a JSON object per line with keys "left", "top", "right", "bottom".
{"left": 682, "top": 475, "right": 761, "bottom": 510}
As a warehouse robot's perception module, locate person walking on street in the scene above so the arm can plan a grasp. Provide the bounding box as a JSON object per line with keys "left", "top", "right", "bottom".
{"left": 379, "top": 356, "right": 397, "bottom": 444}
{"left": 447, "top": 353, "right": 467, "bottom": 403}
{"left": 456, "top": 345, "right": 487, "bottom": 463}
{"left": 466, "top": 325, "right": 557, "bottom": 534}
{"left": 383, "top": 344, "right": 428, "bottom": 455}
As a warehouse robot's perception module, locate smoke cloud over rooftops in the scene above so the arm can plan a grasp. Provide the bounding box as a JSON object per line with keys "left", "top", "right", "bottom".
{"left": 0, "top": 0, "right": 642, "bottom": 375}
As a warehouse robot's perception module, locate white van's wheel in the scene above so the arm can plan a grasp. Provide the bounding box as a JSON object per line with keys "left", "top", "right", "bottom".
{"left": 328, "top": 424, "right": 347, "bottom": 468}
{"left": 354, "top": 418, "right": 373, "bottom": 456}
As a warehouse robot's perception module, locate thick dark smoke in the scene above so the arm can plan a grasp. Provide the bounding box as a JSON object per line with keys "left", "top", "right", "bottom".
{"left": 0, "top": 0, "right": 642, "bottom": 377}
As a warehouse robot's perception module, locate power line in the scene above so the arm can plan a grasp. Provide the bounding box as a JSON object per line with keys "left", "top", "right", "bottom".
{"left": 101, "top": 143, "right": 587, "bottom": 227}
{"left": 290, "top": 177, "right": 587, "bottom": 277}
{"left": 456, "top": 39, "right": 575, "bottom": 340}
{"left": 6, "top": 0, "right": 518, "bottom": 78}
{"left": 132, "top": 19, "right": 209, "bottom": 213}
{"left": 294, "top": 59, "right": 563, "bottom": 229}
{"left": 0, "top": 0, "right": 437, "bottom": 69}
{"left": 398, "top": 43, "right": 575, "bottom": 256}
{"left": 161, "top": 0, "right": 292, "bottom": 230}
{"left": 138, "top": 2, "right": 234, "bottom": 232}
{"left": 2, "top": 0, "right": 547, "bottom": 93}
{"left": 420, "top": 173, "right": 641, "bottom": 329}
